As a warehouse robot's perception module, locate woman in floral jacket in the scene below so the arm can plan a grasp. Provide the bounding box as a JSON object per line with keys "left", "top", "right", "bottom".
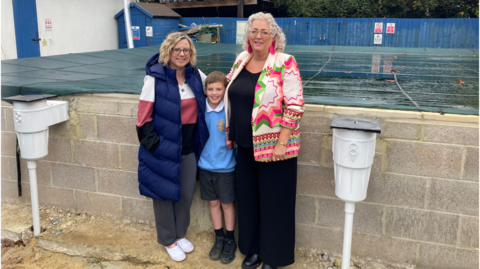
{"left": 223, "top": 12, "right": 305, "bottom": 269}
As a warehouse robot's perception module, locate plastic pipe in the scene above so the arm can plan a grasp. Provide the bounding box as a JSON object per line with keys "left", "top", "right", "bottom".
{"left": 342, "top": 202, "right": 355, "bottom": 269}
{"left": 26, "top": 160, "right": 41, "bottom": 236}
{"left": 123, "top": 0, "right": 134, "bottom": 49}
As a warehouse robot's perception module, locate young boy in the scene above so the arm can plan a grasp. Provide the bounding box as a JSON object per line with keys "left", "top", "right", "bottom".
{"left": 198, "top": 71, "right": 237, "bottom": 264}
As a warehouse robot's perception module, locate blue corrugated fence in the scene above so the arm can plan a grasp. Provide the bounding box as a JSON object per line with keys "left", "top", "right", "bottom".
{"left": 180, "top": 18, "right": 479, "bottom": 48}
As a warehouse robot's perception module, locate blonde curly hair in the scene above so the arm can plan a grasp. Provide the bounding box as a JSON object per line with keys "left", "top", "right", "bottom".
{"left": 242, "top": 12, "right": 286, "bottom": 53}
{"left": 159, "top": 32, "right": 197, "bottom": 66}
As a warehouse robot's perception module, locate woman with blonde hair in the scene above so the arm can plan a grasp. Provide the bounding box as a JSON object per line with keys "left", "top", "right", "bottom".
{"left": 136, "top": 32, "right": 209, "bottom": 262}
{"left": 224, "top": 12, "right": 305, "bottom": 269}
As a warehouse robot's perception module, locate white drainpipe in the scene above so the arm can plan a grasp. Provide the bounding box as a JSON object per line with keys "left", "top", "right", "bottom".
{"left": 124, "top": 0, "right": 134, "bottom": 48}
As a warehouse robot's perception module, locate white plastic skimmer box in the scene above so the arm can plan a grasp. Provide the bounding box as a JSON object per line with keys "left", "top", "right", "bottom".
{"left": 2, "top": 94, "right": 69, "bottom": 236}
{"left": 330, "top": 116, "right": 381, "bottom": 269}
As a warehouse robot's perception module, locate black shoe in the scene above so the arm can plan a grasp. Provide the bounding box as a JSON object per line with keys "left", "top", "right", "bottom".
{"left": 220, "top": 238, "right": 237, "bottom": 264}
{"left": 209, "top": 235, "right": 224, "bottom": 260}
{"left": 242, "top": 254, "right": 262, "bottom": 269}
{"left": 262, "top": 264, "right": 278, "bottom": 269}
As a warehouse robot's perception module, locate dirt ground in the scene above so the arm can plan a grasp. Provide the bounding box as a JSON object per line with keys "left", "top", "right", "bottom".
{"left": 1, "top": 203, "right": 413, "bottom": 269}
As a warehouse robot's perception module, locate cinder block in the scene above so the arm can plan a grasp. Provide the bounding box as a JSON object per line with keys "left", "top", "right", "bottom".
{"left": 20, "top": 160, "right": 52, "bottom": 186}
{"left": 427, "top": 178, "right": 478, "bottom": 216}
{"left": 351, "top": 233, "right": 417, "bottom": 265}
{"left": 189, "top": 181, "right": 214, "bottom": 230}
{"left": 118, "top": 102, "right": 139, "bottom": 117}
{"left": 38, "top": 185, "right": 75, "bottom": 210}
{"left": 375, "top": 139, "right": 388, "bottom": 154}
{"left": 2, "top": 156, "right": 11, "bottom": 180}
{"left": 2, "top": 180, "right": 31, "bottom": 204}
{"left": 376, "top": 109, "right": 422, "bottom": 119}
{"left": 418, "top": 244, "right": 478, "bottom": 269}
{"left": 49, "top": 112, "right": 96, "bottom": 141}
{"left": 304, "top": 104, "right": 325, "bottom": 112}
{"left": 385, "top": 207, "right": 459, "bottom": 245}
{"left": 73, "top": 140, "right": 119, "bottom": 169}
{"left": 324, "top": 106, "right": 378, "bottom": 117}
{"left": 295, "top": 195, "right": 316, "bottom": 224}
{"left": 459, "top": 216, "right": 479, "bottom": 249}
{"left": 381, "top": 120, "right": 421, "bottom": 140}
{"left": 297, "top": 164, "right": 335, "bottom": 198}
{"left": 77, "top": 98, "right": 119, "bottom": 115}
{"left": 300, "top": 115, "right": 331, "bottom": 133}
{"left": 51, "top": 163, "right": 95, "bottom": 191}
{"left": 1, "top": 101, "right": 12, "bottom": 107}
{"left": 387, "top": 140, "right": 463, "bottom": 179}
{"left": 371, "top": 153, "right": 384, "bottom": 172}
{"left": 120, "top": 145, "right": 139, "bottom": 172}
{"left": 2, "top": 132, "right": 17, "bottom": 157}
{"left": 48, "top": 121, "right": 70, "bottom": 138}
{"left": 44, "top": 138, "right": 72, "bottom": 163}
{"left": 317, "top": 198, "right": 383, "bottom": 235}
{"left": 319, "top": 135, "right": 334, "bottom": 168}
{"left": 421, "top": 112, "right": 479, "bottom": 124}
{"left": 3, "top": 107, "right": 15, "bottom": 132}
{"left": 423, "top": 123, "right": 479, "bottom": 146}
{"left": 75, "top": 190, "right": 122, "bottom": 218}
{"left": 122, "top": 197, "right": 154, "bottom": 224}
{"left": 97, "top": 115, "right": 138, "bottom": 145}
{"left": 1, "top": 110, "right": 6, "bottom": 131}
{"left": 365, "top": 173, "right": 427, "bottom": 209}
{"left": 463, "top": 147, "right": 479, "bottom": 181}
{"left": 9, "top": 157, "right": 17, "bottom": 181}
{"left": 295, "top": 223, "right": 343, "bottom": 252}
{"left": 79, "top": 113, "right": 96, "bottom": 140}
{"left": 298, "top": 133, "right": 322, "bottom": 165}
{"left": 97, "top": 169, "right": 142, "bottom": 199}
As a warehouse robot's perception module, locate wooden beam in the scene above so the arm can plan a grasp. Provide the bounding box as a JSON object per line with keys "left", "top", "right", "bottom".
{"left": 237, "top": 0, "right": 243, "bottom": 18}
{"left": 166, "top": 0, "right": 256, "bottom": 9}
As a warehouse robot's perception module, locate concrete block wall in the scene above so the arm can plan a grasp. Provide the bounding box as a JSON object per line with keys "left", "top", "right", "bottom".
{"left": 2, "top": 96, "right": 478, "bottom": 268}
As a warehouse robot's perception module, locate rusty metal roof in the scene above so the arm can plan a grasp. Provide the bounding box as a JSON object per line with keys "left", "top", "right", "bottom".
{"left": 135, "top": 3, "right": 181, "bottom": 18}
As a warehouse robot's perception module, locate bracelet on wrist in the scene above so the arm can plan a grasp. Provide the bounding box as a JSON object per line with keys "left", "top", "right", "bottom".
{"left": 277, "top": 141, "right": 287, "bottom": 147}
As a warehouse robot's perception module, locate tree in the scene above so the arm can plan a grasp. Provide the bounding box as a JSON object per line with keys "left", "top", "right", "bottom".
{"left": 275, "top": 0, "right": 479, "bottom": 18}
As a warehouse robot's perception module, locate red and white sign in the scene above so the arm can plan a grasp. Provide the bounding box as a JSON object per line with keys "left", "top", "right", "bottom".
{"left": 45, "top": 19, "right": 52, "bottom": 31}
{"left": 386, "top": 23, "right": 395, "bottom": 34}
{"left": 374, "top": 22, "right": 383, "bottom": 33}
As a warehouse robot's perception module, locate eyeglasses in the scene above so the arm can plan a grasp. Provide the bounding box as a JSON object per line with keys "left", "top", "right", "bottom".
{"left": 172, "top": 48, "right": 191, "bottom": 55}
{"left": 248, "top": 30, "right": 271, "bottom": 37}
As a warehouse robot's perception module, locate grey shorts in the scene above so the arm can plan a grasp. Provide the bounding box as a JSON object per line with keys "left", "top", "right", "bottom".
{"left": 199, "top": 168, "right": 236, "bottom": 204}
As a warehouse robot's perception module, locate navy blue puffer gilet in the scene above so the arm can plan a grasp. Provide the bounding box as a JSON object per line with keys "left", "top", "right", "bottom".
{"left": 137, "top": 53, "right": 208, "bottom": 202}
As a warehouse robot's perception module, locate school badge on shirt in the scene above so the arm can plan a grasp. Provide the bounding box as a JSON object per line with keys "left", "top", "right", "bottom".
{"left": 217, "top": 118, "right": 225, "bottom": 132}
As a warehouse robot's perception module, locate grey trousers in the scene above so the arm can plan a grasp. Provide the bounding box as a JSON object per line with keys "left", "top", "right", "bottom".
{"left": 153, "top": 153, "right": 197, "bottom": 246}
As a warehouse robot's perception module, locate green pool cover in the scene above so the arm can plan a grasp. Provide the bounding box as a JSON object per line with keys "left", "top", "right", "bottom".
{"left": 2, "top": 43, "right": 478, "bottom": 115}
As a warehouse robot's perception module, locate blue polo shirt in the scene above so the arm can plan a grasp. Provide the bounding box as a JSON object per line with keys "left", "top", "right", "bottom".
{"left": 198, "top": 100, "right": 236, "bottom": 173}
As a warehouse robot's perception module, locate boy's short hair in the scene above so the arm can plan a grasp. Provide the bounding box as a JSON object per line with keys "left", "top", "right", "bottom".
{"left": 205, "top": 71, "right": 228, "bottom": 89}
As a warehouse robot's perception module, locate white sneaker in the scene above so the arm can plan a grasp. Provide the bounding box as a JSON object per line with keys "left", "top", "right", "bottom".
{"left": 176, "top": 238, "right": 194, "bottom": 253}
{"left": 164, "top": 244, "right": 186, "bottom": 262}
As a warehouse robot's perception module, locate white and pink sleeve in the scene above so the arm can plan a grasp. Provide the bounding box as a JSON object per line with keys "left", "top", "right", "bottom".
{"left": 136, "top": 75, "right": 156, "bottom": 127}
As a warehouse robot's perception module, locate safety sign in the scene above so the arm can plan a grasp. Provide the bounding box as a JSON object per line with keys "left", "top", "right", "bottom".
{"left": 374, "top": 34, "right": 382, "bottom": 45}
{"left": 374, "top": 22, "right": 383, "bottom": 33}
{"left": 45, "top": 19, "right": 52, "bottom": 31}
{"left": 146, "top": 26, "right": 153, "bottom": 37}
{"left": 386, "top": 23, "right": 395, "bottom": 34}
{"left": 132, "top": 26, "right": 140, "bottom": 40}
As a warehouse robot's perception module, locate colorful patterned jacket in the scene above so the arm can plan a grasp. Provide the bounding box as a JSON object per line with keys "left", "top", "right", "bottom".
{"left": 224, "top": 51, "right": 305, "bottom": 162}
